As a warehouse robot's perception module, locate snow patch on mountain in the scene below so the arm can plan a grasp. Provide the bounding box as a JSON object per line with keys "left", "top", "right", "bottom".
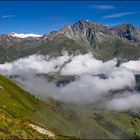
{"left": 10, "top": 32, "right": 42, "bottom": 38}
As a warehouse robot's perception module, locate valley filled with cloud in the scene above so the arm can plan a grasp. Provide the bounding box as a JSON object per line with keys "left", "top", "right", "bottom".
{"left": 0, "top": 52, "right": 140, "bottom": 112}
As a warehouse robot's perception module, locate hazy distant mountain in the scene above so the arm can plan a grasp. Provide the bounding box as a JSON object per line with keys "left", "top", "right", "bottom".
{"left": 0, "top": 19, "right": 140, "bottom": 63}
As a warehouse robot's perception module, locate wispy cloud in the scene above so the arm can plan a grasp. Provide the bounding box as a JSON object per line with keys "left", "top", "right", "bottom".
{"left": 1, "top": 15, "right": 15, "bottom": 19}
{"left": 103, "top": 12, "right": 135, "bottom": 19}
{"left": 93, "top": 5, "right": 114, "bottom": 10}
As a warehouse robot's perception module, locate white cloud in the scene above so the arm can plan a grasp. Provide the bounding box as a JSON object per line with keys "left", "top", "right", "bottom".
{"left": 103, "top": 12, "right": 135, "bottom": 19}
{"left": 105, "top": 92, "right": 140, "bottom": 112}
{"left": 0, "top": 52, "right": 139, "bottom": 112}
{"left": 61, "top": 53, "right": 117, "bottom": 75}
{"left": 0, "top": 52, "right": 71, "bottom": 76}
{"left": 58, "top": 70, "right": 135, "bottom": 104}
{"left": 1, "top": 15, "right": 14, "bottom": 18}
{"left": 93, "top": 5, "right": 114, "bottom": 10}
{"left": 121, "top": 59, "right": 140, "bottom": 74}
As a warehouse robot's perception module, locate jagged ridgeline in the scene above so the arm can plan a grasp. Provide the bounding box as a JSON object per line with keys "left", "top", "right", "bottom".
{"left": 0, "top": 20, "right": 140, "bottom": 63}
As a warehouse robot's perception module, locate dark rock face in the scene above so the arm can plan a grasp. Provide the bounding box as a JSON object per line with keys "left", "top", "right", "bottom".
{"left": 62, "top": 20, "right": 140, "bottom": 46}
{"left": 86, "top": 28, "right": 94, "bottom": 42}
{"left": 72, "top": 20, "right": 107, "bottom": 39}
{"left": 72, "top": 20, "right": 85, "bottom": 32}
{"left": 110, "top": 24, "right": 139, "bottom": 42}
{"left": 73, "top": 20, "right": 140, "bottom": 42}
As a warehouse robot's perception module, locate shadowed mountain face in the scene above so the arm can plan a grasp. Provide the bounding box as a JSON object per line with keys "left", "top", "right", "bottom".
{"left": 0, "top": 20, "right": 140, "bottom": 63}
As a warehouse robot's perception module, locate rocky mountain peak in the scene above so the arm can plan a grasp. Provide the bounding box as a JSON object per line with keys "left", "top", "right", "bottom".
{"left": 110, "top": 23, "right": 138, "bottom": 42}
{"left": 120, "top": 23, "right": 135, "bottom": 30}
{"left": 111, "top": 23, "right": 135, "bottom": 31}
{"left": 72, "top": 19, "right": 106, "bottom": 32}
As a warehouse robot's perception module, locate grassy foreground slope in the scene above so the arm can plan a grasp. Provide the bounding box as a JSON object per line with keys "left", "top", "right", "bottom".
{"left": 0, "top": 75, "right": 140, "bottom": 139}
{"left": 0, "top": 75, "right": 76, "bottom": 139}
{"left": 0, "top": 75, "right": 52, "bottom": 139}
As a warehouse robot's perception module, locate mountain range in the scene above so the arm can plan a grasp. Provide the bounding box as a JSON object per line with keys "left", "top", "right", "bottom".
{"left": 0, "top": 19, "right": 140, "bottom": 63}
{"left": 1, "top": 19, "right": 140, "bottom": 139}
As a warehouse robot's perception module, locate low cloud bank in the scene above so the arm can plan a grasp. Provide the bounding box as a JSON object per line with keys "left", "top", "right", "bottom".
{"left": 121, "top": 59, "right": 140, "bottom": 74}
{"left": 0, "top": 53, "right": 140, "bottom": 112}
{"left": 0, "top": 52, "right": 71, "bottom": 75}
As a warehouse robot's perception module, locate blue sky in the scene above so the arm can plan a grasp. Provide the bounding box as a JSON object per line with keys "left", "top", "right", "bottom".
{"left": 0, "top": 1, "right": 140, "bottom": 34}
